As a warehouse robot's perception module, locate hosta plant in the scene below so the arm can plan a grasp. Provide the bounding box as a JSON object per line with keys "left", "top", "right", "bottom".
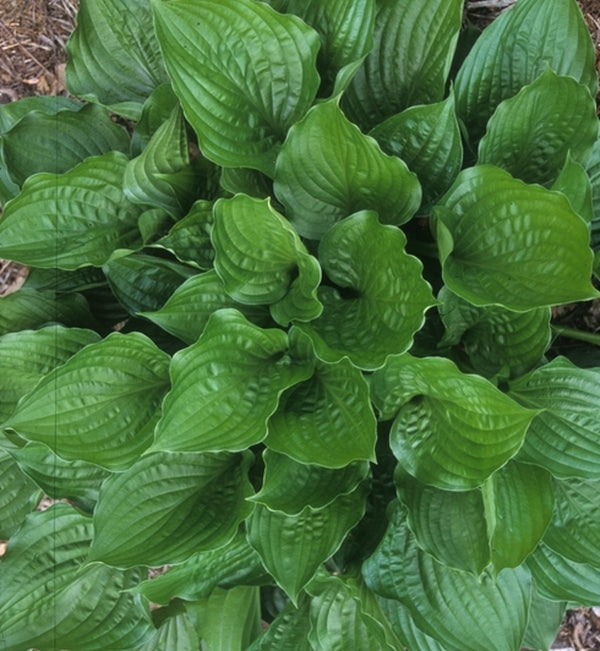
{"left": 1, "top": 0, "right": 600, "bottom": 648}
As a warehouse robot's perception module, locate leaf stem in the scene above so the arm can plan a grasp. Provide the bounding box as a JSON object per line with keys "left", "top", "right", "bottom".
{"left": 552, "top": 325, "right": 600, "bottom": 346}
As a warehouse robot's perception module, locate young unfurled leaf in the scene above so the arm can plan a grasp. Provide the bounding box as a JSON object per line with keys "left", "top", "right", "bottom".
{"left": 297, "top": 211, "right": 435, "bottom": 369}
{"left": 274, "top": 101, "right": 421, "bottom": 239}
{"left": 3, "top": 332, "right": 171, "bottom": 470}
{"left": 370, "top": 354, "right": 537, "bottom": 489}
{"left": 435, "top": 165, "right": 599, "bottom": 310}
{"left": 478, "top": 70, "right": 598, "bottom": 186}
{"left": 151, "top": 0, "right": 320, "bottom": 175}
{"left": 212, "top": 194, "right": 322, "bottom": 325}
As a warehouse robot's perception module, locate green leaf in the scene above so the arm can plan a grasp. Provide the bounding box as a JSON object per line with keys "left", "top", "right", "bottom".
{"left": 2, "top": 103, "right": 130, "bottom": 186}
{"left": 0, "top": 152, "right": 145, "bottom": 269}
{"left": 212, "top": 194, "right": 322, "bottom": 325}
{"left": 152, "top": 199, "right": 214, "bottom": 269}
{"left": 103, "top": 252, "right": 196, "bottom": 315}
{"left": 0, "top": 449, "right": 42, "bottom": 539}
{"left": 140, "top": 270, "right": 270, "bottom": 345}
{"left": 586, "top": 138, "right": 600, "bottom": 248}
{"left": 510, "top": 357, "right": 600, "bottom": 479}
{"left": 363, "top": 502, "right": 532, "bottom": 651}
{"left": 3, "top": 332, "right": 170, "bottom": 470}
{"left": 477, "top": 70, "right": 598, "bottom": 186}
{"left": 247, "top": 481, "right": 368, "bottom": 602}
{"left": 151, "top": 0, "right": 320, "bottom": 175}
{"left": 134, "top": 529, "right": 269, "bottom": 605}
{"left": 0, "top": 288, "right": 94, "bottom": 335}
{"left": 527, "top": 542, "right": 600, "bottom": 604}
{"left": 551, "top": 151, "right": 594, "bottom": 226}
{"left": 124, "top": 105, "right": 199, "bottom": 218}
{"left": 542, "top": 477, "right": 600, "bottom": 568}
{"left": 341, "top": 0, "right": 463, "bottom": 131}
{"left": 66, "top": 0, "right": 168, "bottom": 119}
{"left": 435, "top": 165, "right": 599, "bottom": 310}
{"left": 0, "top": 95, "right": 81, "bottom": 133}
{"left": 145, "top": 602, "right": 200, "bottom": 651}
{"left": 438, "top": 286, "right": 552, "bottom": 379}
{"left": 370, "top": 354, "right": 537, "bottom": 490}
{"left": 153, "top": 309, "right": 311, "bottom": 453}
{"left": 274, "top": 101, "right": 421, "bottom": 239}
{"left": 0, "top": 504, "right": 153, "bottom": 650}
{"left": 247, "top": 597, "right": 312, "bottom": 650}
{"left": 378, "top": 597, "right": 447, "bottom": 651}
{"left": 296, "top": 212, "right": 435, "bottom": 368}
{"left": 90, "top": 450, "right": 253, "bottom": 567}
{"left": 9, "top": 441, "right": 109, "bottom": 513}
{"left": 131, "top": 82, "right": 180, "bottom": 155}
{"left": 220, "top": 166, "right": 274, "bottom": 200}
{"left": 370, "top": 93, "right": 463, "bottom": 209}
{"left": 251, "top": 449, "right": 370, "bottom": 515}
{"left": 266, "top": 0, "right": 375, "bottom": 96}
{"left": 455, "top": 0, "right": 597, "bottom": 140}
{"left": 266, "top": 355, "right": 377, "bottom": 468}
{"left": 0, "top": 325, "right": 100, "bottom": 422}
{"left": 521, "top": 589, "right": 566, "bottom": 651}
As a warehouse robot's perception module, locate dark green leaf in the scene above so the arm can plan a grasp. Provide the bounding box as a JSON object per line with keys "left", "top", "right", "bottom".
{"left": 4, "top": 332, "right": 170, "bottom": 470}
{"left": 90, "top": 451, "right": 254, "bottom": 567}
{"left": 274, "top": 101, "right": 421, "bottom": 239}
{"left": 131, "top": 82, "right": 179, "bottom": 155}
{"left": 0, "top": 95, "right": 81, "bottom": 133}
{"left": 151, "top": 0, "right": 320, "bottom": 175}
{"left": 247, "top": 597, "right": 312, "bottom": 650}
{"left": 145, "top": 603, "right": 200, "bottom": 651}
{"left": 0, "top": 449, "right": 42, "bottom": 539}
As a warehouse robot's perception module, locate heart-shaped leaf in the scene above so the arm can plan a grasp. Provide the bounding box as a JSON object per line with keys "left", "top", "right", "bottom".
{"left": 90, "top": 450, "right": 254, "bottom": 567}
{"left": 274, "top": 101, "right": 421, "bottom": 239}
{"left": 212, "top": 194, "right": 322, "bottom": 325}
{"left": 3, "top": 332, "right": 170, "bottom": 470}
{"left": 153, "top": 309, "right": 312, "bottom": 453}
{"left": 477, "top": 70, "right": 598, "bottom": 186}
{"left": 370, "top": 354, "right": 537, "bottom": 489}
{"left": 297, "top": 211, "right": 435, "bottom": 369}
{"left": 0, "top": 152, "right": 145, "bottom": 269}
{"left": 151, "top": 0, "right": 320, "bottom": 175}
{"left": 435, "top": 165, "right": 599, "bottom": 310}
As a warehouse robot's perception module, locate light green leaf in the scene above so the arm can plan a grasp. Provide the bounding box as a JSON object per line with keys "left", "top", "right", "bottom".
{"left": 212, "top": 194, "right": 322, "bottom": 325}
{"left": 274, "top": 101, "right": 421, "bottom": 239}
{"left": 131, "top": 82, "right": 179, "bottom": 155}
{"left": 0, "top": 449, "right": 42, "bottom": 539}
{"left": 542, "top": 477, "right": 600, "bottom": 568}
{"left": 247, "top": 481, "right": 368, "bottom": 603}
{"left": 134, "top": 529, "right": 269, "bottom": 605}
{"left": 124, "top": 105, "right": 199, "bottom": 218}
{"left": 363, "top": 502, "right": 532, "bottom": 651}
{"left": 521, "top": 589, "right": 566, "bottom": 651}
{"left": 246, "top": 597, "right": 312, "bottom": 650}
{"left": 435, "top": 165, "right": 599, "bottom": 310}
{"left": 9, "top": 441, "right": 110, "bottom": 513}
{"left": 438, "top": 286, "right": 552, "bottom": 379}
{"left": 103, "top": 252, "right": 196, "bottom": 315}
{"left": 370, "top": 354, "right": 537, "bottom": 489}
{"left": 2, "top": 103, "right": 130, "bottom": 187}
{"left": 0, "top": 325, "right": 100, "bottom": 421}
{"left": 478, "top": 70, "right": 598, "bottom": 186}
{"left": 151, "top": 0, "right": 320, "bottom": 175}
{"left": 266, "top": 355, "right": 377, "bottom": 468}
{"left": 153, "top": 309, "right": 312, "bottom": 453}
{"left": 370, "top": 93, "right": 463, "bottom": 209}
{"left": 140, "top": 270, "right": 270, "bottom": 345}
{"left": 0, "top": 152, "right": 145, "bottom": 269}
{"left": 90, "top": 451, "right": 253, "bottom": 567}
{"left": 527, "top": 542, "right": 600, "bottom": 604}
{"left": 251, "top": 449, "right": 370, "bottom": 515}
{"left": 0, "top": 288, "right": 94, "bottom": 335}
{"left": 341, "top": 0, "right": 463, "bottom": 131}
{"left": 455, "top": 0, "right": 597, "bottom": 140}
{"left": 3, "top": 332, "right": 170, "bottom": 470}
{"left": 297, "top": 212, "right": 435, "bottom": 368}
{"left": 66, "top": 0, "right": 169, "bottom": 119}
{"left": 551, "top": 152, "right": 594, "bottom": 226}
{"left": 510, "top": 357, "right": 600, "bottom": 479}
{"left": 152, "top": 199, "right": 214, "bottom": 269}
{"left": 266, "top": 0, "right": 375, "bottom": 96}
{"left": 0, "top": 504, "right": 153, "bottom": 650}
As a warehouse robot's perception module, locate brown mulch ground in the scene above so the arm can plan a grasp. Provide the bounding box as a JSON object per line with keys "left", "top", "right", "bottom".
{"left": 0, "top": 1, "right": 599, "bottom": 649}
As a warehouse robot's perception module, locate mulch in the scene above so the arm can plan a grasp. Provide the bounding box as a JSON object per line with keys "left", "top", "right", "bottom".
{"left": 0, "top": 1, "right": 599, "bottom": 649}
